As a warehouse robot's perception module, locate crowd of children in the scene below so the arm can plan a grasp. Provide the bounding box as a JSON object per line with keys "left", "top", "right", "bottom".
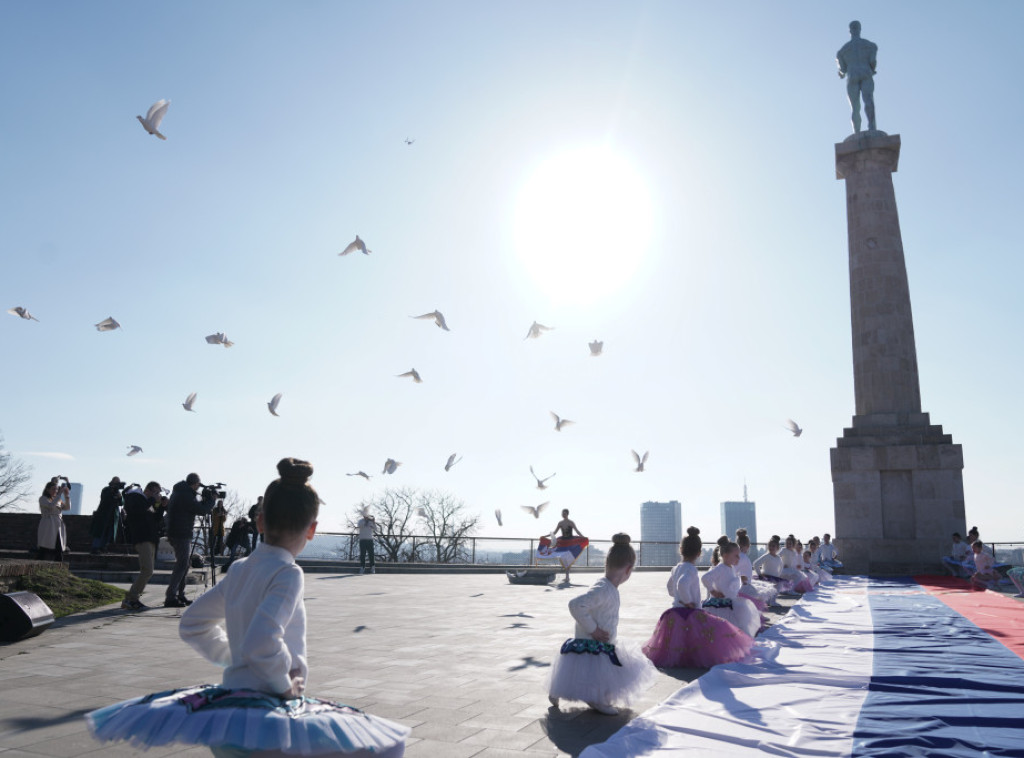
{"left": 942, "top": 526, "right": 1018, "bottom": 594}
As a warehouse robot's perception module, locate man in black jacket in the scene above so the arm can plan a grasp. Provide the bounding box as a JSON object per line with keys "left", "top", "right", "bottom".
{"left": 121, "top": 481, "right": 163, "bottom": 611}
{"left": 163, "top": 473, "right": 212, "bottom": 608}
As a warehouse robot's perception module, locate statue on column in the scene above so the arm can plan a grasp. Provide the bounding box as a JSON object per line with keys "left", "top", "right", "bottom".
{"left": 837, "top": 20, "right": 877, "bottom": 133}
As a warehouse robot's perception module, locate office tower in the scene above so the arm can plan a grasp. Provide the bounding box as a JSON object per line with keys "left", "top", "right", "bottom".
{"left": 640, "top": 500, "right": 682, "bottom": 566}
{"left": 721, "top": 491, "right": 757, "bottom": 546}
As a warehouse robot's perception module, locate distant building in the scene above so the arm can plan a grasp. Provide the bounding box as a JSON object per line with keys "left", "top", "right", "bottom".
{"left": 69, "top": 483, "right": 84, "bottom": 515}
{"left": 721, "top": 492, "right": 757, "bottom": 546}
{"left": 640, "top": 500, "right": 682, "bottom": 566}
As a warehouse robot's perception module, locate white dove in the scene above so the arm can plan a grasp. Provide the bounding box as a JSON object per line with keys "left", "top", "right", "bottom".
{"left": 786, "top": 419, "right": 803, "bottom": 437}
{"left": 525, "top": 321, "right": 553, "bottom": 340}
{"left": 444, "top": 453, "right": 462, "bottom": 471}
{"left": 7, "top": 307, "right": 39, "bottom": 321}
{"left": 632, "top": 449, "right": 649, "bottom": 472}
{"left": 347, "top": 471, "right": 371, "bottom": 480}
{"left": 404, "top": 137, "right": 415, "bottom": 145}
{"left": 267, "top": 393, "right": 282, "bottom": 416}
{"left": 494, "top": 509, "right": 503, "bottom": 527}
{"left": 397, "top": 368, "right": 422, "bottom": 383}
{"left": 520, "top": 502, "right": 550, "bottom": 519}
{"left": 412, "top": 310, "right": 450, "bottom": 331}
{"left": 205, "top": 333, "right": 234, "bottom": 348}
{"left": 136, "top": 99, "right": 170, "bottom": 140}
{"left": 339, "top": 236, "right": 371, "bottom": 256}
{"left": 589, "top": 340, "right": 603, "bottom": 356}
{"left": 127, "top": 445, "right": 143, "bottom": 456}
{"left": 95, "top": 317, "right": 121, "bottom": 332}
{"left": 383, "top": 458, "right": 401, "bottom": 475}
{"left": 551, "top": 412, "right": 574, "bottom": 432}
{"left": 530, "top": 465, "right": 556, "bottom": 490}
{"left": 182, "top": 392, "right": 197, "bottom": 412}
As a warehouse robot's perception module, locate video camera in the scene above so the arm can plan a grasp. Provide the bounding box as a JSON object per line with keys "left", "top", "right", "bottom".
{"left": 202, "top": 482, "right": 227, "bottom": 501}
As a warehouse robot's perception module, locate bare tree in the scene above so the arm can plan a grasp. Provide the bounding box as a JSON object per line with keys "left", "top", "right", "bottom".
{"left": 348, "top": 488, "right": 419, "bottom": 562}
{"left": 221, "top": 489, "right": 251, "bottom": 523}
{"left": 413, "top": 490, "right": 480, "bottom": 564}
{"left": 0, "top": 433, "right": 32, "bottom": 512}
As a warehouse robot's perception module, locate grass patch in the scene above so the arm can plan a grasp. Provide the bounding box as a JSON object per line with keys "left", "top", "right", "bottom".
{"left": 12, "top": 564, "right": 122, "bottom": 618}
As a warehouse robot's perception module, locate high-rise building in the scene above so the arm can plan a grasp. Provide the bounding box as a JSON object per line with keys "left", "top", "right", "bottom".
{"left": 640, "top": 500, "right": 682, "bottom": 566}
{"left": 721, "top": 487, "right": 757, "bottom": 545}
{"left": 69, "top": 483, "right": 84, "bottom": 515}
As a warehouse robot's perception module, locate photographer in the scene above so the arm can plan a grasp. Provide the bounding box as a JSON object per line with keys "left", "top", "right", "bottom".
{"left": 89, "top": 476, "right": 124, "bottom": 554}
{"left": 163, "top": 473, "right": 213, "bottom": 608}
{"left": 121, "top": 481, "right": 162, "bottom": 611}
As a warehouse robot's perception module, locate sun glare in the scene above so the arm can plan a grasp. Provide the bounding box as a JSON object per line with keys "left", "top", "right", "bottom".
{"left": 513, "top": 146, "right": 654, "bottom": 306}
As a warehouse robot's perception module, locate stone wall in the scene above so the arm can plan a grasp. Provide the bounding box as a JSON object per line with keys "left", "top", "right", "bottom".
{"left": 0, "top": 513, "right": 94, "bottom": 551}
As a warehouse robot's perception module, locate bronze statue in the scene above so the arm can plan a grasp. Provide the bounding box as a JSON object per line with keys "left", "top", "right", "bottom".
{"left": 837, "top": 21, "right": 877, "bottom": 133}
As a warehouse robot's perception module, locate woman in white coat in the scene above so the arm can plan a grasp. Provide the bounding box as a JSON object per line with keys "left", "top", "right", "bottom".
{"left": 38, "top": 478, "right": 70, "bottom": 561}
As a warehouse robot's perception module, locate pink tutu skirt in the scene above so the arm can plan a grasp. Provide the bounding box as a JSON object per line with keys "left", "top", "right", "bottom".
{"left": 642, "top": 607, "right": 754, "bottom": 669}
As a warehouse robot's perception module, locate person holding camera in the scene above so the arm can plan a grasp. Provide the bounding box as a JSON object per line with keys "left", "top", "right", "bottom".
{"left": 89, "top": 476, "right": 124, "bottom": 554}
{"left": 122, "top": 481, "right": 163, "bottom": 611}
{"left": 37, "top": 476, "right": 71, "bottom": 561}
{"left": 164, "top": 473, "right": 213, "bottom": 608}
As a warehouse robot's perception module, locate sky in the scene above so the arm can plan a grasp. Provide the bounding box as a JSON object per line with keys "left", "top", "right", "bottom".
{"left": 2, "top": 1, "right": 1022, "bottom": 548}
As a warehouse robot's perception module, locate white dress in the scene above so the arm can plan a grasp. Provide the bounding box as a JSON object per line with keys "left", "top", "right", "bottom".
{"left": 736, "top": 553, "right": 776, "bottom": 606}
{"left": 700, "top": 564, "right": 760, "bottom": 637}
{"left": 780, "top": 547, "right": 813, "bottom": 586}
{"left": 548, "top": 577, "right": 656, "bottom": 707}
{"left": 87, "top": 544, "right": 409, "bottom": 756}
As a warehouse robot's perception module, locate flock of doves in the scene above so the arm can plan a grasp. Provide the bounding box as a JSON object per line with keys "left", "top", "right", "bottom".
{"left": 8, "top": 100, "right": 804, "bottom": 529}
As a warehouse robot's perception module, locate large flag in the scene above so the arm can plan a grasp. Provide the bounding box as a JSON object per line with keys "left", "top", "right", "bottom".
{"left": 582, "top": 576, "right": 1024, "bottom": 757}
{"left": 536, "top": 535, "right": 589, "bottom": 568}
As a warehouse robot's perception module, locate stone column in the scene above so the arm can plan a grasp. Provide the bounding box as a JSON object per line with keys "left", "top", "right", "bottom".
{"left": 831, "top": 131, "right": 966, "bottom": 575}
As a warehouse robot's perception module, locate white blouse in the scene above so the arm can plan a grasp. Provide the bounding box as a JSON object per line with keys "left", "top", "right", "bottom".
{"left": 752, "top": 551, "right": 783, "bottom": 578}
{"left": 568, "top": 577, "right": 621, "bottom": 643}
{"left": 669, "top": 562, "right": 701, "bottom": 608}
{"left": 701, "top": 563, "right": 741, "bottom": 600}
{"left": 736, "top": 553, "right": 753, "bottom": 582}
{"left": 179, "top": 543, "right": 307, "bottom": 696}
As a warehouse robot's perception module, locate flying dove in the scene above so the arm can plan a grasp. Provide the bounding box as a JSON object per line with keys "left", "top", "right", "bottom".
{"left": 347, "top": 471, "right": 371, "bottom": 480}
{"left": 444, "top": 453, "right": 462, "bottom": 471}
{"left": 7, "top": 307, "right": 39, "bottom": 321}
{"left": 383, "top": 458, "right": 401, "bottom": 475}
{"left": 530, "top": 465, "right": 556, "bottom": 490}
{"left": 127, "top": 445, "right": 143, "bottom": 456}
{"left": 205, "top": 332, "right": 234, "bottom": 347}
{"left": 412, "top": 310, "right": 450, "bottom": 331}
{"left": 95, "top": 317, "right": 121, "bottom": 332}
{"left": 267, "top": 393, "right": 282, "bottom": 416}
{"left": 786, "top": 419, "right": 803, "bottom": 437}
{"left": 136, "top": 99, "right": 170, "bottom": 140}
{"left": 632, "top": 449, "right": 649, "bottom": 472}
{"left": 520, "top": 502, "right": 550, "bottom": 519}
{"left": 589, "top": 340, "right": 603, "bottom": 356}
{"left": 525, "top": 321, "right": 553, "bottom": 340}
{"left": 404, "top": 137, "right": 415, "bottom": 145}
{"left": 339, "top": 236, "right": 371, "bottom": 256}
{"left": 182, "top": 392, "right": 197, "bottom": 412}
{"left": 494, "top": 509, "right": 503, "bottom": 526}
{"left": 397, "top": 368, "right": 422, "bottom": 383}
{"left": 551, "top": 412, "right": 574, "bottom": 432}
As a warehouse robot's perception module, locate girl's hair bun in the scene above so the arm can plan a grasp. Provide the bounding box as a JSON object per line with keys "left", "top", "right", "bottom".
{"left": 611, "top": 532, "right": 631, "bottom": 545}
{"left": 736, "top": 528, "right": 747, "bottom": 537}
{"left": 277, "top": 457, "right": 313, "bottom": 485}
{"left": 717, "top": 535, "right": 729, "bottom": 546}
{"left": 771, "top": 534, "right": 781, "bottom": 542}
{"left": 686, "top": 526, "right": 700, "bottom": 536}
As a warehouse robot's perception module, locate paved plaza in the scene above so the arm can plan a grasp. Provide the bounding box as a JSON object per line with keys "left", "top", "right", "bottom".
{"left": 0, "top": 570, "right": 795, "bottom": 758}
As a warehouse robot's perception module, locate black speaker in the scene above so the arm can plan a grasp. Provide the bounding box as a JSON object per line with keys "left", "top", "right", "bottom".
{"left": 0, "top": 591, "right": 55, "bottom": 642}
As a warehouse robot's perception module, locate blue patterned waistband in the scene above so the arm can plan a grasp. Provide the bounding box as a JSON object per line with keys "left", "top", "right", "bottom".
{"left": 560, "top": 638, "right": 622, "bottom": 666}
{"left": 702, "top": 597, "right": 734, "bottom": 609}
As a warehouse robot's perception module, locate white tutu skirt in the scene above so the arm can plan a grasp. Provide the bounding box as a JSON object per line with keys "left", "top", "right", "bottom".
{"left": 547, "top": 638, "right": 656, "bottom": 708}
{"left": 739, "top": 580, "right": 777, "bottom": 607}
{"left": 86, "top": 684, "right": 409, "bottom": 756}
{"left": 701, "top": 596, "right": 761, "bottom": 638}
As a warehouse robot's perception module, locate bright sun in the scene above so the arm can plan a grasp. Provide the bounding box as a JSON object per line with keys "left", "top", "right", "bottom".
{"left": 513, "top": 145, "right": 654, "bottom": 306}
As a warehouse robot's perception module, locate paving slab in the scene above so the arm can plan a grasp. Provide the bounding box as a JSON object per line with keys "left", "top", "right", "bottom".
{"left": 0, "top": 570, "right": 795, "bottom": 757}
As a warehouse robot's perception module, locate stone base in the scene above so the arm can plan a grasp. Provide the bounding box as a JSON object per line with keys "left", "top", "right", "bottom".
{"left": 831, "top": 413, "right": 965, "bottom": 576}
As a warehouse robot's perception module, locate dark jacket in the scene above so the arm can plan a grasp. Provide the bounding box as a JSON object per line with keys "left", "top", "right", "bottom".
{"left": 88, "top": 485, "right": 123, "bottom": 540}
{"left": 165, "top": 481, "right": 213, "bottom": 540}
{"left": 123, "top": 489, "right": 161, "bottom": 545}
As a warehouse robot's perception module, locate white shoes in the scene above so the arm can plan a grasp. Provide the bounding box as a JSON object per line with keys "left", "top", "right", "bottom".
{"left": 588, "top": 702, "right": 619, "bottom": 716}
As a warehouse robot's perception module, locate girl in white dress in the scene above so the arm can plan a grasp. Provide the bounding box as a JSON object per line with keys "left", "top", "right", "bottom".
{"left": 735, "top": 528, "right": 776, "bottom": 607}
{"left": 88, "top": 458, "right": 409, "bottom": 758}
{"left": 701, "top": 540, "right": 761, "bottom": 637}
{"left": 780, "top": 535, "right": 814, "bottom": 593}
{"left": 751, "top": 536, "right": 794, "bottom": 594}
{"left": 548, "top": 533, "right": 655, "bottom": 715}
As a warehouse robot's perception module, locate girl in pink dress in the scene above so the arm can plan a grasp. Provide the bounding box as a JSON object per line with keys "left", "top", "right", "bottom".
{"left": 642, "top": 528, "right": 753, "bottom": 669}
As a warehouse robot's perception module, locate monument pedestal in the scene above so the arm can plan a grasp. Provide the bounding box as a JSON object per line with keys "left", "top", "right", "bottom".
{"left": 831, "top": 132, "right": 966, "bottom": 575}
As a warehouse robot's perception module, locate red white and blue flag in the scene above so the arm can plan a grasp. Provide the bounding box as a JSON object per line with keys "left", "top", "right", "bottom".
{"left": 536, "top": 536, "right": 589, "bottom": 568}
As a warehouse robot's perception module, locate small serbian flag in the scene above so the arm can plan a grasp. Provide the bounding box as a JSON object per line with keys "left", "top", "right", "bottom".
{"left": 537, "top": 536, "right": 589, "bottom": 567}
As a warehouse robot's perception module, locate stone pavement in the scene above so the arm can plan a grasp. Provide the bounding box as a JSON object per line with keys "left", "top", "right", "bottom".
{"left": 0, "top": 570, "right": 794, "bottom": 758}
